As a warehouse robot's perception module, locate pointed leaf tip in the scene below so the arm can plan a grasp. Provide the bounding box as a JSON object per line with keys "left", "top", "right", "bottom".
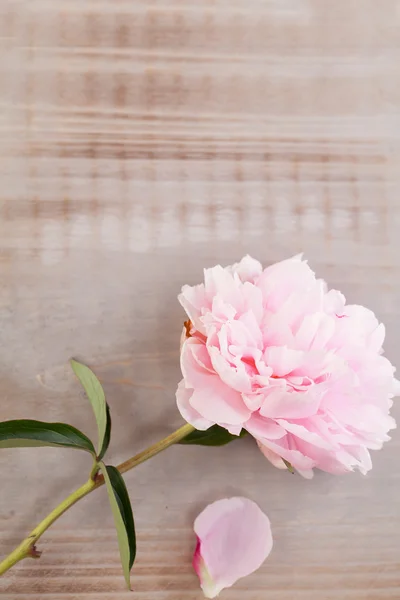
{"left": 99, "top": 463, "right": 136, "bottom": 588}
{"left": 282, "top": 459, "right": 295, "bottom": 474}
{"left": 70, "top": 359, "right": 111, "bottom": 459}
{"left": 0, "top": 420, "right": 96, "bottom": 455}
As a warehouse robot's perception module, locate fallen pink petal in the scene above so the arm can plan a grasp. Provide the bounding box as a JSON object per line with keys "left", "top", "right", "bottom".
{"left": 193, "top": 497, "right": 273, "bottom": 598}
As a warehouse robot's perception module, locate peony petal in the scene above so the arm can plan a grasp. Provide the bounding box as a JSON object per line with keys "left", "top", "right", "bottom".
{"left": 208, "top": 346, "right": 252, "bottom": 394}
{"left": 180, "top": 338, "right": 251, "bottom": 425}
{"left": 219, "top": 423, "right": 244, "bottom": 436}
{"left": 242, "top": 392, "right": 265, "bottom": 411}
{"left": 368, "top": 323, "right": 385, "bottom": 353}
{"left": 276, "top": 419, "right": 334, "bottom": 450}
{"left": 245, "top": 412, "right": 286, "bottom": 440}
{"left": 295, "top": 312, "right": 335, "bottom": 352}
{"left": 295, "top": 468, "right": 315, "bottom": 479}
{"left": 193, "top": 497, "right": 273, "bottom": 598}
{"left": 201, "top": 296, "right": 237, "bottom": 333}
{"left": 204, "top": 265, "right": 243, "bottom": 314}
{"left": 257, "top": 437, "right": 317, "bottom": 473}
{"left": 263, "top": 346, "right": 304, "bottom": 377}
{"left": 259, "top": 386, "right": 322, "bottom": 420}
{"left": 294, "top": 312, "right": 325, "bottom": 350}
{"left": 262, "top": 313, "right": 295, "bottom": 347}
{"left": 393, "top": 378, "right": 400, "bottom": 396}
{"left": 180, "top": 338, "right": 215, "bottom": 389}
{"left": 179, "top": 283, "right": 209, "bottom": 335}
{"left": 186, "top": 337, "right": 215, "bottom": 373}
{"left": 189, "top": 378, "right": 251, "bottom": 426}
{"left": 241, "top": 282, "right": 264, "bottom": 322}
{"left": 229, "top": 255, "right": 263, "bottom": 283}
{"left": 293, "top": 437, "right": 369, "bottom": 475}
{"left": 237, "top": 309, "right": 263, "bottom": 347}
{"left": 176, "top": 380, "right": 214, "bottom": 431}
{"left": 257, "top": 255, "right": 316, "bottom": 312}
{"left": 256, "top": 441, "right": 287, "bottom": 469}
{"left": 324, "top": 289, "right": 346, "bottom": 315}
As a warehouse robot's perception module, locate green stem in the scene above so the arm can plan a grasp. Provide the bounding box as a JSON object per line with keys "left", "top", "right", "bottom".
{"left": 0, "top": 422, "right": 195, "bottom": 577}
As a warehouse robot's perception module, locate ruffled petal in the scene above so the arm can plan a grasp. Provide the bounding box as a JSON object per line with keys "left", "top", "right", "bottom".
{"left": 259, "top": 386, "right": 322, "bottom": 420}
{"left": 176, "top": 380, "right": 214, "bottom": 431}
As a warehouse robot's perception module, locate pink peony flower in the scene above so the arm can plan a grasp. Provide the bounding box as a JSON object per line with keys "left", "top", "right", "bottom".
{"left": 193, "top": 497, "right": 272, "bottom": 598}
{"left": 176, "top": 255, "right": 399, "bottom": 478}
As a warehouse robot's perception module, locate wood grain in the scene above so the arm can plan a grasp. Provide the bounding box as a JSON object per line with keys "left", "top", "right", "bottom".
{"left": 1, "top": 0, "right": 400, "bottom": 597}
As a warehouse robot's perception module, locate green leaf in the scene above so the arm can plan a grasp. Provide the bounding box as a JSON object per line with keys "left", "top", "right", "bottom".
{"left": 0, "top": 420, "right": 95, "bottom": 454}
{"left": 282, "top": 459, "right": 295, "bottom": 474}
{"left": 70, "top": 359, "right": 110, "bottom": 459}
{"left": 179, "top": 424, "right": 248, "bottom": 447}
{"left": 99, "top": 463, "right": 136, "bottom": 588}
{"left": 98, "top": 403, "right": 112, "bottom": 461}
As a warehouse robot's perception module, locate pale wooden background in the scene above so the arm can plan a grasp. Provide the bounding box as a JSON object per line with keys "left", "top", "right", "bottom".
{"left": 1, "top": 1, "right": 400, "bottom": 598}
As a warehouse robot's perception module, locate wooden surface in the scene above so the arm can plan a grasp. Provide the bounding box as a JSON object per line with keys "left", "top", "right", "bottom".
{"left": 1, "top": 1, "right": 400, "bottom": 598}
